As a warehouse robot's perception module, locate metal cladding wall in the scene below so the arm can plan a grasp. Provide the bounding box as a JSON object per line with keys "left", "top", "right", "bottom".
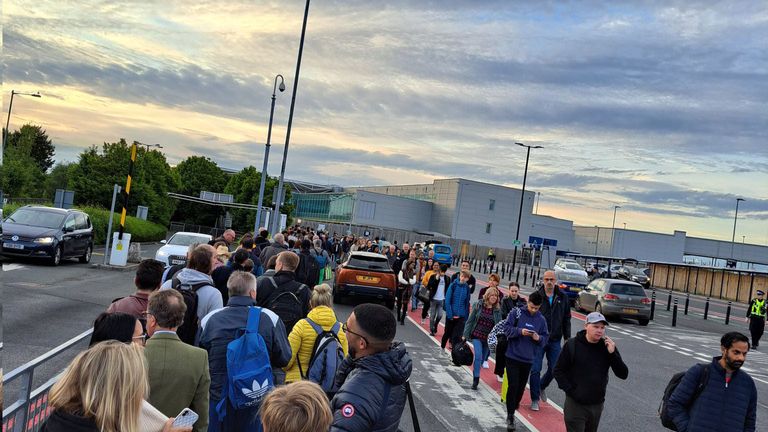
{"left": 529, "top": 214, "right": 575, "bottom": 252}
{"left": 351, "top": 190, "right": 432, "bottom": 232}
{"left": 610, "top": 229, "right": 686, "bottom": 262}
{"left": 685, "top": 236, "right": 768, "bottom": 266}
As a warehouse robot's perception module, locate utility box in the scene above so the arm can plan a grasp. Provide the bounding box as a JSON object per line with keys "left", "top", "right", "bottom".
{"left": 109, "top": 233, "right": 132, "bottom": 266}
{"left": 136, "top": 206, "right": 148, "bottom": 221}
{"left": 54, "top": 189, "right": 75, "bottom": 209}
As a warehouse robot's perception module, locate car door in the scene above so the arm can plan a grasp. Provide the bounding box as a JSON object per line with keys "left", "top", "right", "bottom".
{"left": 61, "top": 214, "right": 77, "bottom": 256}
{"left": 74, "top": 213, "right": 89, "bottom": 254}
{"left": 590, "top": 280, "right": 606, "bottom": 310}
{"left": 581, "top": 280, "right": 599, "bottom": 310}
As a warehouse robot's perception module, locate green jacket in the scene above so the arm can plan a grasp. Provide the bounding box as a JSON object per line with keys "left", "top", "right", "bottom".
{"left": 463, "top": 300, "right": 502, "bottom": 340}
{"left": 144, "top": 332, "right": 210, "bottom": 432}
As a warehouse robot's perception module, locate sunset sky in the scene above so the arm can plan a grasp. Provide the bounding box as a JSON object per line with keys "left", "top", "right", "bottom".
{"left": 3, "top": 0, "right": 767, "bottom": 243}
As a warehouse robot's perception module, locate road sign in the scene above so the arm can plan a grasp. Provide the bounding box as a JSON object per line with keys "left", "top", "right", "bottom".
{"left": 513, "top": 240, "right": 521, "bottom": 247}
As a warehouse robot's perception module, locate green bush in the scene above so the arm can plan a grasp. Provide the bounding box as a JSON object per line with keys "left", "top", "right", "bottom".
{"left": 2, "top": 203, "right": 167, "bottom": 244}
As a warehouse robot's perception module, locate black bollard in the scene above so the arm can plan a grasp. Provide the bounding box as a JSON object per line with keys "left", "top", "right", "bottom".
{"left": 704, "top": 297, "right": 710, "bottom": 320}
{"left": 666, "top": 290, "right": 672, "bottom": 311}
{"left": 725, "top": 301, "right": 732, "bottom": 325}
{"left": 672, "top": 298, "right": 678, "bottom": 327}
{"left": 523, "top": 270, "right": 528, "bottom": 285}
{"left": 684, "top": 293, "right": 690, "bottom": 315}
{"left": 516, "top": 269, "right": 520, "bottom": 283}
{"left": 473, "top": 260, "right": 478, "bottom": 272}
{"left": 532, "top": 274, "right": 537, "bottom": 287}
{"left": 650, "top": 291, "right": 656, "bottom": 321}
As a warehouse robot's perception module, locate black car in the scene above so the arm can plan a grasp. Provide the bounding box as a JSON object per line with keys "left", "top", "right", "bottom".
{"left": 1, "top": 206, "right": 94, "bottom": 265}
{"left": 615, "top": 266, "right": 651, "bottom": 288}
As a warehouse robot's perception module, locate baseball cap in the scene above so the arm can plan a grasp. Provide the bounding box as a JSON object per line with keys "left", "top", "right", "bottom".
{"left": 585, "top": 312, "right": 609, "bottom": 326}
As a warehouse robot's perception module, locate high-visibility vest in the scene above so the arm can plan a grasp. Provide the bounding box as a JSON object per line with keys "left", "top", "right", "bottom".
{"left": 751, "top": 299, "right": 766, "bottom": 318}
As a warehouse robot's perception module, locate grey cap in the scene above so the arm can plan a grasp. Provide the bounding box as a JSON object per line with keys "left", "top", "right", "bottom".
{"left": 586, "top": 312, "right": 609, "bottom": 326}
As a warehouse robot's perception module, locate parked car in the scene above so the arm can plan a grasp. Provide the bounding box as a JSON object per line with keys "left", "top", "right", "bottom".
{"left": 615, "top": 266, "right": 651, "bottom": 288}
{"left": 601, "top": 264, "right": 623, "bottom": 278}
{"left": 333, "top": 251, "right": 398, "bottom": 309}
{"left": 154, "top": 232, "right": 213, "bottom": 266}
{"left": 554, "top": 259, "right": 589, "bottom": 279}
{"left": 1, "top": 205, "right": 94, "bottom": 266}
{"left": 554, "top": 269, "right": 590, "bottom": 306}
{"left": 428, "top": 243, "right": 453, "bottom": 265}
{"left": 575, "top": 279, "right": 651, "bottom": 326}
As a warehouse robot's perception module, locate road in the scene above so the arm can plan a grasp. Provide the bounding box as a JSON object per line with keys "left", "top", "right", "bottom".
{"left": 4, "top": 250, "right": 767, "bottom": 431}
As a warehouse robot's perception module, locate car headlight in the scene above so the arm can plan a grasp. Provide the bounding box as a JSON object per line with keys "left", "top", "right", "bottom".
{"left": 156, "top": 250, "right": 168, "bottom": 257}
{"left": 34, "top": 237, "right": 55, "bottom": 244}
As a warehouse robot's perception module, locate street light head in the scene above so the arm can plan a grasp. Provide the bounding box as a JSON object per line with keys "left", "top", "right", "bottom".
{"left": 533, "top": 145, "right": 543, "bottom": 149}
{"left": 31, "top": 93, "right": 42, "bottom": 98}
{"left": 737, "top": 198, "right": 745, "bottom": 202}
{"left": 278, "top": 82, "right": 286, "bottom": 92}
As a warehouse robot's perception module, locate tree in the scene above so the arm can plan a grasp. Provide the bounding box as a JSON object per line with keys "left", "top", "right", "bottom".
{"left": 171, "top": 156, "right": 228, "bottom": 226}
{"left": 5, "top": 124, "right": 55, "bottom": 172}
{"left": 44, "top": 162, "right": 77, "bottom": 198}
{"left": 0, "top": 139, "right": 46, "bottom": 198}
{"left": 223, "top": 166, "right": 294, "bottom": 232}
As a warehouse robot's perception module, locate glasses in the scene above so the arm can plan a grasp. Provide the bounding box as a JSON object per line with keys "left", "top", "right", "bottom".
{"left": 543, "top": 278, "right": 556, "bottom": 281}
{"left": 132, "top": 334, "right": 147, "bottom": 344}
{"left": 342, "top": 322, "right": 369, "bottom": 345}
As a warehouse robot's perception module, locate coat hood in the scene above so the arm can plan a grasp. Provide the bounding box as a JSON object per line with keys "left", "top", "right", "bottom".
{"left": 176, "top": 268, "right": 214, "bottom": 285}
{"left": 355, "top": 341, "right": 413, "bottom": 385}
{"left": 307, "top": 305, "right": 340, "bottom": 327}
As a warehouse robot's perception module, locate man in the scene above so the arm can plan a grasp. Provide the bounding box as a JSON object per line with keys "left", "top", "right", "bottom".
{"left": 254, "top": 228, "right": 270, "bottom": 250}
{"left": 385, "top": 245, "right": 398, "bottom": 268}
{"left": 259, "top": 233, "right": 290, "bottom": 265}
{"left": 746, "top": 290, "right": 766, "bottom": 348}
{"left": 108, "top": 258, "right": 165, "bottom": 320}
{"left": 667, "top": 331, "right": 756, "bottom": 432}
{"left": 200, "top": 271, "right": 291, "bottom": 432}
{"left": 256, "top": 251, "right": 310, "bottom": 332}
{"left": 392, "top": 242, "right": 411, "bottom": 275}
{"left": 209, "top": 229, "right": 236, "bottom": 250}
{"left": 144, "top": 290, "right": 210, "bottom": 432}
{"left": 450, "top": 260, "right": 477, "bottom": 295}
{"left": 330, "top": 303, "right": 413, "bottom": 432}
{"left": 296, "top": 239, "right": 321, "bottom": 286}
{"left": 553, "top": 312, "right": 628, "bottom": 432}
{"left": 529, "top": 269, "right": 571, "bottom": 411}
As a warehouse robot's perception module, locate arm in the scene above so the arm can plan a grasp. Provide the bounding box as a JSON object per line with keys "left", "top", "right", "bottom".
{"left": 503, "top": 311, "right": 522, "bottom": 339}
{"left": 536, "top": 316, "right": 549, "bottom": 346}
{"left": 398, "top": 271, "right": 408, "bottom": 285}
{"left": 609, "top": 347, "right": 629, "bottom": 380}
{"left": 553, "top": 339, "right": 575, "bottom": 393}
{"left": 667, "top": 365, "right": 703, "bottom": 432}
{"left": 329, "top": 382, "right": 380, "bottom": 432}
{"left": 284, "top": 321, "right": 304, "bottom": 371}
{"left": 445, "top": 282, "right": 455, "bottom": 317}
{"left": 745, "top": 381, "right": 757, "bottom": 432}
{"left": 408, "top": 274, "right": 417, "bottom": 285}
{"left": 562, "top": 294, "right": 572, "bottom": 340}
{"left": 746, "top": 300, "right": 753, "bottom": 318}
{"left": 463, "top": 303, "right": 479, "bottom": 340}
{"left": 468, "top": 276, "right": 476, "bottom": 295}
{"left": 270, "top": 318, "right": 292, "bottom": 368}
{"left": 191, "top": 352, "right": 210, "bottom": 432}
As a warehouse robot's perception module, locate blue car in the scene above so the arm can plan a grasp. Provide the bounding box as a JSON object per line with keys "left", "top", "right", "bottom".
{"left": 429, "top": 243, "right": 453, "bottom": 265}
{"left": 554, "top": 269, "right": 590, "bottom": 305}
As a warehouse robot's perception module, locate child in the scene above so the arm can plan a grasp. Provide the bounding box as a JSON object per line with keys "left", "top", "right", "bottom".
{"left": 260, "top": 381, "right": 332, "bottom": 432}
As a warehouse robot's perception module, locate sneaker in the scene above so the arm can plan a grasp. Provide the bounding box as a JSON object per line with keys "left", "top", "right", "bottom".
{"left": 482, "top": 361, "right": 489, "bottom": 369}
{"left": 507, "top": 417, "right": 517, "bottom": 431}
{"left": 530, "top": 400, "right": 540, "bottom": 411}
{"left": 496, "top": 375, "right": 503, "bottom": 383}
{"left": 540, "top": 387, "right": 548, "bottom": 403}
{"left": 421, "top": 318, "right": 426, "bottom": 325}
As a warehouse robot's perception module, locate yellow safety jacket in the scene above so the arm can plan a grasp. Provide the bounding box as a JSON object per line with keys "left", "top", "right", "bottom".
{"left": 750, "top": 299, "right": 766, "bottom": 318}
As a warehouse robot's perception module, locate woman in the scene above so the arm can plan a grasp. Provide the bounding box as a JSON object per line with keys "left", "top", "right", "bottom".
{"left": 495, "top": 282, "right": 528, "bottom": 380}
{"left": 284, "top": 284, "right": 348, "bottom": 385}
{"left": 41, "top": 341, "right": 189, "bottom": 432}
{"left": 411, "top": 252, "right": 426, "bottom": 311}
{"left": 89, "top": 312, "right": 145, "bottom": 347}
{"left": 397, "top": 259, "right": 417, "bottom": 325}
{"left": 478, "top": 273, "right": 501, "bottom": 300}
{"left": 420, "top": 260, "right": 439, "bottom": 324}
{"left": 463, "top": 287, "right": 502, "bottom": 389}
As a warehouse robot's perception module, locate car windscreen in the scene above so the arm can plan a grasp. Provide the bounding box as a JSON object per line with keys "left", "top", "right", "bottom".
{"left": 557, "top": 271, "right": 588, "bottom": 284}
{"left": 169, "top": 234, "right": 209, "bottom": 246}
{"left": 564, "top": 263, "right": 583, "bottom": 270}
{"left": 347, "top": 255, "right": 392, "bottom": 271}
{"left": 5, "top": 209, "right": 66, "bottom": 229}
{"left": 609, "top": 283, "right": 646, "bottom": 296}
{"left": 434, "top": 245, "right": 450, "bottom": 254}
{"left": 626, "top": 267, "right": 646, "bottom": 276}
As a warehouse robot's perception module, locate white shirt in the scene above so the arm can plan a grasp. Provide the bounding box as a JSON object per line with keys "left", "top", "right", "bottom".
{"left": 434, "top": 276, "right": 447, "bottom": 301}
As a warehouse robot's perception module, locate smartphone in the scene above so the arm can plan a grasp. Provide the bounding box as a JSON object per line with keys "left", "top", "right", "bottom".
{"left": 172, "top": 408, "right": 199, "bottom": 428}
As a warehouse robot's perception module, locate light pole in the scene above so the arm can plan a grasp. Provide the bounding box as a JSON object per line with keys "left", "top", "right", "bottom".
{"left": 135, "top": 142, "right": 163, "bottom": 151}
{"left": 535, "top": 191, "right": 541, "bottom": 214}
{"left": 594, "top": 225, "right": 600, "bottom": 255}
{"left": 610, "top": 205, "right": 620, "bottom": 256}
{"left": 511, "top": 142, "right": 542, "bottom": 272}
{"left": 272, "top": 0, "right": 312, "bottom": 235}
{"left": 623, "top": 222, "right": 627, "bottom": 230}
{"left": 255, "top": 74, "right": 286, "bottom": 234}
{"left": 2, "top": 90, "right": 42, "bottom": 166}
{"left": 731, "top": 198, "right": 745, "bottom": 260}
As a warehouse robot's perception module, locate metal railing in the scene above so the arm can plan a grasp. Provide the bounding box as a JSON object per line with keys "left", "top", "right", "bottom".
{"left": 2, "top": 329, "right": 93, "bottom": 432}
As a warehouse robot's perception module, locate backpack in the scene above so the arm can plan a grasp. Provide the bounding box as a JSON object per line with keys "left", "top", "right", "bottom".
{"left": 297, "top": 318, "right": 344, "bottom": 394}
{"left": 265, "top": 277, "right": 307, "bottom": 333}
{"left": 216, "top": 307, "right": 273, "bottom": 419}
{"left": 296, "top": 254, "right": 320, "bottom": 286}
{"left": 313, "top": 248, "right": 328, "bottom": 268}
{"left": 171, "top": 277, "right": 209, "bottom": 345}
{"left": 659, "top": 363, "right": 710, "bottom": 430}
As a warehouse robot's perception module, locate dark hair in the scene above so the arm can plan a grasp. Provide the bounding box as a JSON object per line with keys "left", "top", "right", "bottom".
{"left": 135, "top": 259, "right": 165, "bottom": 291}
{"left": 301, "top": 239, "right": 312, "bottom": 250}
{"left": 232, "top": 249, "right": 251, "bottom": 266}
{"left": 188, "top": 245, "right": 214, "bottom": 274}
{"left": 353, "top": 303, "right": 396, "bottom": 345}
{"left": 528, "top": 291, "right": 544, "bottom": 306}
{"left": 266, "top": 255, "right": 278, "bottom": 270}
{"left": 439, "top": 263, "right": 449, "bottom": 272}
{"left": 461, "top": 259, "right": 471, "bottom": 265}
{"left": 509, "top": 281, "right": 520, "bottom": 288}
{"left": 148, "top": 290, "right": 187, "bottom": 329}
{"left": 721, "top": 332, "right": 750, "bottom": 350}
{"left": 259, "top": 229, "right": 269, "bottom": 239}
{"left": 241, "top": 238, "right": 255, "bottom": 249}
{"left": 242, "top": 259, "right": 254, "bottom": 273}
{"left": 89, "top": 312, "right": 139, "bottom": 346}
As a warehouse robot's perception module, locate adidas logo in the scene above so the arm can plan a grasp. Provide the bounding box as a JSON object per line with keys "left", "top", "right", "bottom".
{"left": 241, "top": 379, "right": 271, "bottom": 400}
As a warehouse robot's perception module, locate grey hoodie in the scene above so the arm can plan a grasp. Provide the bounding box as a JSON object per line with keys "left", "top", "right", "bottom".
{"left": 161, "top": 268, "right": 223, "bottom": 321}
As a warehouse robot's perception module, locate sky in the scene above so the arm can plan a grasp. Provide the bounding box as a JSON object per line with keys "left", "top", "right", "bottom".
{"left": 3, "top": 0, "right": 767, "bottom": 244}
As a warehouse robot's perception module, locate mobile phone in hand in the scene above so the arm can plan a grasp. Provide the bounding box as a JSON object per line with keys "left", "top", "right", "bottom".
{"left": 172, "top": 408, "right": 199, "bottom": 428}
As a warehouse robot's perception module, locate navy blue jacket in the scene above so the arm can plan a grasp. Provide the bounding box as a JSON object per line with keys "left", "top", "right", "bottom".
{"left": 504, "top": 307, "right": 549, "bottom": 363}
{"left": 330, "top": 342, "right": 413, "bottom": 432}
{"left": 444, "top": 280, "right": 471, "bottom": 319}
{"left": 668, "top": 356, "right": 757, "bottom": 432}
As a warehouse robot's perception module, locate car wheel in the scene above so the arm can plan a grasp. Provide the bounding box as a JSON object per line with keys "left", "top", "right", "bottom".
{"left": 79, "top": 245, "right": 92, "bottom": 264}
{"left": 638, "top": 318, "right": 649, "bottom": 326}
{"left": 50, "top": 246, "right": 63, "bottom": 266}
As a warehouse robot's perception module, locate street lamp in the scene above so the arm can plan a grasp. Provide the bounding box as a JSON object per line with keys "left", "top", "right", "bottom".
{"left": 135, "top": 142, "right": 163, "bottom": 151}
{"left": 535, "top": 191, "right": 541, "bottom": 214}
{"left": 255, "top": 74, "right": 286, "bottom": 234}
{"left": 271, "top": 0, "right": 313, "bottom": 235}
{"left": 511, "top": 142, "right": 542, "bottom": 272}
{"left": 2, "top": 90, "right": 42, "bottom": 166}
{"left": 610, "top": 205, "right": 621, "bottom": 256}
{"left": 731, "top": 198, "right": 745, "bottom": 259}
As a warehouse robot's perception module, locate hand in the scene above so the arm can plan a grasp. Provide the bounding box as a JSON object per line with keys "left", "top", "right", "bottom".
{"left": 453, "top": 316, "right": 459, "bottom": 319}
{"left": 531, "top": 332, "right": 540, "bottom": 342}
{"left": 162, "top": 419, "right": 192, "bottom": 432}
{"left": 605, "top": 336, "right": 616, "bottom": 354}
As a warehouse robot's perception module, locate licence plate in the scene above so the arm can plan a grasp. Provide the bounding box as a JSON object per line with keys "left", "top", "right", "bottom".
{"left": 622, "top": 308, "right": 638, "bottom": 314}
{"left": 569, "top": 287, "right": 581, "bottom": 292}
{"left": 3, "top": 243, "right": 24, "bottom": 250}
{"left": 356, "top": 275, "right": 381, "bottom": 283}
{"left": 170, "top": 259, "right": 186, "bottom": 265}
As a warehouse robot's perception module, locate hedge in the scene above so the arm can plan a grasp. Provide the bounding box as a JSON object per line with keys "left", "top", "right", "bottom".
{"left": 2, "top": 203, "right": 167, "bottom": 244}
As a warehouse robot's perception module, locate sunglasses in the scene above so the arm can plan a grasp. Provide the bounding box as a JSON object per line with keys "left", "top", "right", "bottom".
{"left": 342, "top": 322, "right": 369, "bottom": 345}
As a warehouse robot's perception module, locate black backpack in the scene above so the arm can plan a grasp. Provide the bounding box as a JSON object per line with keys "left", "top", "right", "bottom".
{"left": 296, "top": 253, "right": 320, "bottom": 286}
{"left": 264, "top": 277, "right": 307, "bottom": 332}
{"left": 659, "top": 363, "right": 710, "bottom": 430}
{"left": 171, "top": 277, "right": 209, "bottom": 345}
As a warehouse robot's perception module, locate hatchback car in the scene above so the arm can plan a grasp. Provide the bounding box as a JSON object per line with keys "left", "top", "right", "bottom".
{"left": 333, "top": 251, "right": 398, "bottom": 309}
{"left": 1, "top": 206, "right": 94, "bottom": 266}
{"left": 576, "top": 279, "right": 651, "bottom": 325}
{"left": 615, "top": 266, "right": 651, "bottom": 288}
{"left": 554, "top": 269, "right": 590, "bottom": 306}
{"left": 428, "top": 243, "right": 453, "bottom": 265}
{"left": 155, "top": 232, "right": 213, "bottom": 266}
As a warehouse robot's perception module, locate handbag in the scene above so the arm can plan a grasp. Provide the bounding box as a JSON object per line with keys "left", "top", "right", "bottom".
{"left": 487, "top": 320, "right": 506, "bottom": 351}
{"left": 417, "top": 284, "right": 431, "bottom": 304}
{"left": 451, "top": 340, "right": 474, "bottom": 366}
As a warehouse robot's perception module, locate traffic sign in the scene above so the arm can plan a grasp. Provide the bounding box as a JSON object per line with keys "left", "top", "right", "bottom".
{"left": 513, "top": 240, "right": 521, "bottom": 247}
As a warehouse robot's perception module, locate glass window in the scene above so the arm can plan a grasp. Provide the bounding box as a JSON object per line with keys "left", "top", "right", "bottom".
{"left": 347, "top": 254, "right": 391, "bottom": 271}
{"left": 6, "top": 208, "right": 66, "bottom": 229}
{"left": 485, "top": 223, "right": 492, "bottom": 234}
{"left": 75, "top": 214, "right": 88, "bottom": 230}
{"left": 609, "top": 283, "right": 646, "bottom": 296}
{"left": 64, "top": 215, "right": 76, "bottom": 231}
{"left": 489, "top": 199, "right": 495, "bottom": 211}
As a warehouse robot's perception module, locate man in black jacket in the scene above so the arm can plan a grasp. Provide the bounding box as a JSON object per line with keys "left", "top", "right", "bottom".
{"left": 330, "top": 303, "right": 413, "bottom": 432}
{"left": 255, "top": 251, "right": 310, "bottom": 333}
{"left": 529, "top": 270, "right": 571, "bottom": 411}
{"left": 553, "top": 312, "right": 628, "bottom": 432}
{"left": 450, "top": 259, "right": 477, "bottom": 294}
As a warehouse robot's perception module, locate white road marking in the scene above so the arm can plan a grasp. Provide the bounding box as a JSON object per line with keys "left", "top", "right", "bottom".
{"left": 2, "top": 263, "right": 25, "bottom": 271}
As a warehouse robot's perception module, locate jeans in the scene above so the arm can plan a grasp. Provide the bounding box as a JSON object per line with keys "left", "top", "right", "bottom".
{"left": 471, "top": 339, "right": 490, "bottom": 378}
{"left": 564, "top": 395, "right": 604, "bottom": 432}
{"left": 505, "top": 359, "right": 532, "bottom": 419}
{"left": 529, "top": 339, "right": 562, "bottom": 402}
{"left": 429, "top": 300, "right": 444, "bottom": 333}
{"left": 411, "top": 282, "right": 421, "bottom": 310}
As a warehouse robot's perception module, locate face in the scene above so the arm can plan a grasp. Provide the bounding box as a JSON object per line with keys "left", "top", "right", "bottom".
{"left": 585, "top": 322, "right": 606, "bottom": 342}
{"left": 722, "top": 341, "right": 749, "bottom": 371}
{"left": 543, "top": 271, "right": 557, "bottom": 291}
{"left": 461, "top": 262, "right": 470, "bottom": 272}
{"left": 403, "top": 244, "right": 410, "bottom": 253}
{"left": 429, "top": 250, "right": 435, "bottom": 258}
{"left": 489, "top": 278, "right": 499, "bottom": 287}
{"left": 508, "top": 285, "right": 519, "bottom": 299}
{"left": 345, "top": 313, "right": 367, "bottom": 359}
{"left": 527, "top": 300, "right": 541, "bottom": 315}
{"left": 389, "top": 245, "right": 396, "bottom": 253}
{"left": 487, "top": 291, "right": 499, "bottom": 305}
{"left": 432, "top": 262, "right": 440, "bottom": 271}
{"left": 409, "top": 250, "right": 416, "bottom": 260}
{"left": 460, "top": 274, "right": 468, "bottom": 283}
{"left": 224, "top": 231, "right": 235, "bottom": 243}
{"left": 145, "top": 312, "right": 157, "bottom": 337}
{"left": 132, "top": 319, "right": 146, "bottom": 346}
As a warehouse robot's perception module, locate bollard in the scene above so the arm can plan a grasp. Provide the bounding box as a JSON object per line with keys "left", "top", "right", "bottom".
{"left": 650, "top": 291, "right": 656, "bottom": 321}
{"left": 666, "top": 290, "right": 672, "bottom": 311}
{"left": 516, "top": 269, "right": 520, "bottom": 283}
{"left": 725, "top": 301, "right": 732, "bottom": 325}
{"left": 474, "top": 260, "right": 478, "bottom": 272}
{"left": 523, "top": 270, "right": 528, "bottom": 285}
{"left": 704, "top": 298, "right": 710, "bottom": 320}
{"left": 684, "top": 293, "right": 690, "bottom": 315}
{"left": 532, "top": 274, "right": 537, "bottom": 287}
{"left": 672, "top": 298, "right": 678, "bottom": 327}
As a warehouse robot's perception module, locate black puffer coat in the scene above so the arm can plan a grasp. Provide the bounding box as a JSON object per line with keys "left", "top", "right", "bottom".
{"left": 330, "top": 342, "right": 413, "bottom": 432}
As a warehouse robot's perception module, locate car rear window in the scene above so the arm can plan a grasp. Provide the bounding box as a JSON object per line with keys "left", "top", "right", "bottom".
{"left": 348, "top": 255, "right": 392, "bottom": 271}
{"left": 434, "top": 246, "right": 450, "bottom": 254}
{"left": 169, "top": 234, "right": 210, "bottom": 246}
{"left": 6, "top": 208, "right": 66, "bottom": 229}
{"left": 564, "top": 263, "right": 583, "bottom": 270}
{"left": 609, "top": 284, "right": 646, "bottom": 296}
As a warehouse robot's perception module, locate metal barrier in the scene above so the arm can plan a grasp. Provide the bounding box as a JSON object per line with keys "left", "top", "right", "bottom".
{"left": 3, "top": 329, "right": 93, "bottom": 432}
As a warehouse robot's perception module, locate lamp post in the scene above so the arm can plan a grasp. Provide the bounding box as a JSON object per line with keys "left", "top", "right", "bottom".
{"left": 594, "top": 225, "right": 600, "bottom": 255}
{"left": 731, "top": 198, "right": 745, "bottom": 259}
{"left": 535, "top": 191, "right": 541, "bottom": 214}
{"left": 255, "top": 74, "right": 286, "bottom": 234}
{"left": 623, "top": 222, "right": 627, "bottom": 229}
{"left": 610, "top": 205, "right": 621, "bottom": 256}
{"left": 135, "top": 142, "right": 163, "bottom": 151}
{"left": 511, "top": 142, "right": 542, "bottom": 272}
{"left": 2, "top": 90, "right": 42, "bottom": 166}
{"left": 272, "top": 0, "right": 312, "bottom": 235}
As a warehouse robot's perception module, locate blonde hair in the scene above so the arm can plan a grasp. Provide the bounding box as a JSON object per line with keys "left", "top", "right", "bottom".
{"left": 48, "top": 341, "right": 147, "bottom": 432}
{"left": 311, "top": 284, "right": 333, "bottom": 309}
{"left": 260, "top": 381, "right": 332, "bottom": 432}
{"left": 483, "top": 287, "right": 501, "bottom": 309}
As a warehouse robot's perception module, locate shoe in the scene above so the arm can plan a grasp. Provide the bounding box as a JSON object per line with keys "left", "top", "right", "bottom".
{"left": 497, "top": 375, "right": 503, "bottom": 383}
{"left": 530, "top": 400, "right": 540, "bottom": 411}
{"left": 400, "top": 320, "right": 405, "bottom": 325}
{"left": 540, "top": 387, "right": 547, "bottom": 402}
{"left": 471, "top": 377, "right": 479, "bottom": 390}
{"left": 482, "top": 361, "right": 489, "bottom": 369}
{"left": 507, "top": 417, "right": 517, "bottom": 431}
{"left": 421, "top": 319, "right": 425, "bottom": 324}
{"left": 429, "top": 331, "right": 435, "bottom": 336}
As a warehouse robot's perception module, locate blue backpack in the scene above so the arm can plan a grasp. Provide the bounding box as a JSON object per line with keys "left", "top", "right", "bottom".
{"left": 297, "top": 318, "right": 344, "bottom": 394}
{"left": 313, "top": 248, "right": 328, "bottom": 268}
{"left": 216, "top": 307, "right": 274, "bottom": 418}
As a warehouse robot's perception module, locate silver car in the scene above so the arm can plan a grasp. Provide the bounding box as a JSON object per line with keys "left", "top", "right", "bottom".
{"left": 576, "top": 279, "right": 651, "bottom": 326}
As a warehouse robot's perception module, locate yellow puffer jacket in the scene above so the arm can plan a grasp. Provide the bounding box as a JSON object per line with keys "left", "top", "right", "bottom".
{"left": 284, "top": 305, "right": 348, "bottom": 383}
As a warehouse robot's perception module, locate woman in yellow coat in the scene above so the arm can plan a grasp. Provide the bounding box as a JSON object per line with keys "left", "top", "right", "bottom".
{"left": 284, "top": 283, "right": 348, "bottom": 383}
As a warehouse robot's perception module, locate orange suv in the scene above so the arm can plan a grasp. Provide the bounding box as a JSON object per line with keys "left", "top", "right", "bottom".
{"left": 333, "top": 251, "right": 398, "bottom": 309}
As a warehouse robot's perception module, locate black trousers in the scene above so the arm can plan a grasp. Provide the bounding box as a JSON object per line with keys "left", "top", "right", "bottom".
{"left": 494, "top": 337, "right": 508, "bottom": 376}
{"left": 441, "top": 317, "right": 465, "bottom": 349}
{"left": 749, "top": 317, "right": 765, "bottom": 346}
{"left": 396, "top": 286, "right": 411, "bottom": 322}
{"left": 505, "top": 359, "right": 532, "bottom": 419}
{"left": 564, "top": 395, "right": 604, "bottom": 432}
